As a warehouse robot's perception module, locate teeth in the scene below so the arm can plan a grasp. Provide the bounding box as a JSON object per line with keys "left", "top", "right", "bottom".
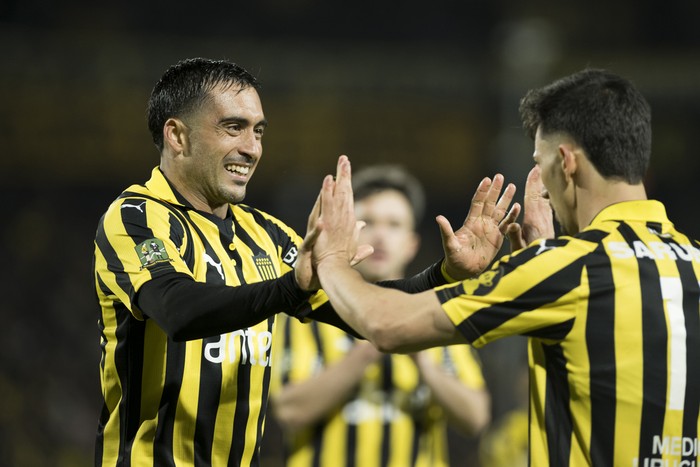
{"left": 225, "top": 164, "right": 250, "bottom": 175}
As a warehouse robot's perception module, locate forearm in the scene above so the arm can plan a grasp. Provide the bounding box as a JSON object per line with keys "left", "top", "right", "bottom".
{"left": 417, "top": 358, "right": 491, "bottom": 435}
{"left": 316, "top": 257, "right": 462, "bottom": 353}
{"left": 272, "top": 343, "right": 380, "bottom": 430}
{"left": 136, "top": 271, "right": 311, "bottom": 341}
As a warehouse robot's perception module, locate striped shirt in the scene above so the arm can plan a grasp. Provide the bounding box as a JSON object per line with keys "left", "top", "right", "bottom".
{"left": 270, "top": 314, "right": 487, "bottom": 467}
{"left": 438, "top": 200, "right": 700, "bottom": 466}
{"left": 93, "top": 167, "right": 305, "bottom": 466}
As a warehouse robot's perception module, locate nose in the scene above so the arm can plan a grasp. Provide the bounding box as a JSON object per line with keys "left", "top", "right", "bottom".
{"left": 240, "top": 128, "right": 262, "bottom": 159}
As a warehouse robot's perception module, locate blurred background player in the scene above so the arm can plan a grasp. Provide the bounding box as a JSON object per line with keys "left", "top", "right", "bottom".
{"left": 268, "top": 165, "right": 491, "bottom": 466}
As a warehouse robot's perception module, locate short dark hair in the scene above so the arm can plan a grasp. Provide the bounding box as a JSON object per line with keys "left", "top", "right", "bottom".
{"left": 519, "top": 68, "right": 651, "bottom": 183}
{"left": 146, "top": 57, "right": 260, "bottom": 152}
{"left": 352, "top": 164, "right": 426, "bottom": 227}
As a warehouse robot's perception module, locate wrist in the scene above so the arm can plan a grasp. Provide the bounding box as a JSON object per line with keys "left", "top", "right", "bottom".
{"left": 441, "top": 260, "right": 461, "bottom": 282}
{"left": 316, "top": 254, "right": 350, "bottom": 274}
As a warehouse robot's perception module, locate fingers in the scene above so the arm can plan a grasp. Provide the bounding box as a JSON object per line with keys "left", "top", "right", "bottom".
{"left": 492, "top": 182, "right": 516, "bottom": 222}
{"left": 466, "top": 174, "right": 515, "bottom": 224}
{"left": 334, "top": 155, "right": 352, "bottom": 197}
{"left": 306, "top": 192, "right": 322, "bottom": 234}
{"left": 481, "top": 174, "right": 504, "bottom": 218}
{"left": 350, "top": 244, "right": 375, "bottom": 266}
{"left": 505, "top": 223, "right": 527, "bottom": 252}
{"left": 524, "top": 165, "right": 545, "bottom": 202}
{"left": 435, "top": 215, "right": 456, "bottom": 244}
{"left": 498, "top": 202, "right": 521, "bottom": 234}
{"left": 467, "top": 176, "right": 492, "bottom": 220}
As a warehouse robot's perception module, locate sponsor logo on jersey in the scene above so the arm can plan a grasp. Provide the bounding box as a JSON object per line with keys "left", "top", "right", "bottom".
{"left": 135, "top": 238, "right": 171, "bottom": 269}
{"left": 204, "top": 328, "right": 273, "bottom": 367}
{"left": 282, "top": 246, "right": 298, "bottom": 266}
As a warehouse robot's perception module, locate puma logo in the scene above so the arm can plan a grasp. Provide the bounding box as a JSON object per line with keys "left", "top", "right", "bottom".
{"left": 203, "top": 253, "right": 225, "bottom": 280}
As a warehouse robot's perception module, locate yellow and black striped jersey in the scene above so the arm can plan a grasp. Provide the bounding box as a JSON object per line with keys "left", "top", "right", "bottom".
{"left": 437, "top": 200, "right": 700, "bottom": 466}
{"left": 93, "top": 167, "right": 305, "bottom": 466}
{"left": 270, "top": 314, "right": 487, "bottom": 467}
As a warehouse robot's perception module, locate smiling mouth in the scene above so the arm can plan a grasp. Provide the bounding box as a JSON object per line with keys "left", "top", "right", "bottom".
{"left": 225, "top": 164, "right": 250, "bottom": 177}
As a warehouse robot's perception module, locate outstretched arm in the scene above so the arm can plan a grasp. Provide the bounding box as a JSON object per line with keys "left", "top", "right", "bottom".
{"left": 312, "top": 156, "right": 464, "bottom": 353}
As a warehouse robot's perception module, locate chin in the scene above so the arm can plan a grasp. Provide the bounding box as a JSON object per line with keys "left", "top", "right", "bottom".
{"left": 226, "top": 190, "right": 247, "bottom": 204}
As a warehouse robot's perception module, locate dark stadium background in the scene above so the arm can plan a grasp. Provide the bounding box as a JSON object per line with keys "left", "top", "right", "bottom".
{"left": 1, "top": 1, "right": 699, "bottom": 465}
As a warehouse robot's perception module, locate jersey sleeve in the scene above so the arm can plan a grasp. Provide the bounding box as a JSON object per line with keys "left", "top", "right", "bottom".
{"left": 93, "top": 196, "right": 195, "bottom": 319}
{"left": 437, "top": 239, "right": 590, "bottom": 348}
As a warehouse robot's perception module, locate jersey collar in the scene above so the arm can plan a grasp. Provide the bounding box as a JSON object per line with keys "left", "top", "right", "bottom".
{"left": 143, "top": 166, "right": 192, "bottom": 209}
{"left": 589, "top": 200, "right": 669, "bottom": 227}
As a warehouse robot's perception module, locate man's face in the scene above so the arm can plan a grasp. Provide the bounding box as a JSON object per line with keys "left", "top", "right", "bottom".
{"left": 354, "top": 190, "right": 419, "bottom": 282}
{"left": 533, "top": 127, "right": 578, "bottom": 235}
{"left": 180, "top": 84, "right": 266, "bottom": 208}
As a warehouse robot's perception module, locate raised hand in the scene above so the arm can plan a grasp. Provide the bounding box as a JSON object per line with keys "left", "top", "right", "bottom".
{"left": 305, "top": 156, "right": 373, "bottom": 270}
{"left": 505, "top": 165, "right": 555, "bottom": 251}
{"left": 436, "top": 174, "right": 520, "bottom": 280}
{"left": 295, "top": 191, "right": 323, "bottom": 291}
{"left": 296, "top": 156, "right": 375, "bottom": 291}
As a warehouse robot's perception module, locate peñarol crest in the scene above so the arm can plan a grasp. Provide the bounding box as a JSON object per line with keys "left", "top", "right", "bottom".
{"left": 253, "top": 252, "right": 277, "bottom": 280}
{"left": 135, "top": 238, "right": 171, "bottom": 269}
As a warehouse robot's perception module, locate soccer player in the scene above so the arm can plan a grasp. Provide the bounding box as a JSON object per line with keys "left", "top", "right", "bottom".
{"left": 270, "top": 165, "right": 490, "bottom": 466}
{"left": 92, "top": 58, "right": 520, "bottom": 466}
{"left": 308, "top": 69, "right": 700, "bottom": 466}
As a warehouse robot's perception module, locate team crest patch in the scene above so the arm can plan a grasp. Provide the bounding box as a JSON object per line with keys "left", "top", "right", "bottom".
{"left": 253, "top": 252, "right": 277, "bottom": 280}
{"left": 135, "top": 238, "right": 171, "bottom": 269}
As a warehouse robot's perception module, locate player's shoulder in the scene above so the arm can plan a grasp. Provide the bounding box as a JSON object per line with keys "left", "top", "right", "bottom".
{"left": 101, "top": 184, "right": 180, "bottom": 225}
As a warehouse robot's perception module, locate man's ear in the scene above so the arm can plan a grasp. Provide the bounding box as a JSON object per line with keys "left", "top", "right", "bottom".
{"left": 558, "top": 143, "right": 579, "bottom": 183}
{"left": 163, "top": 118, "right": 188, "bottom": 154}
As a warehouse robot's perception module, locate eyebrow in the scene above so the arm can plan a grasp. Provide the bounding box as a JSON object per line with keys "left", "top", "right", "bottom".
{"left": 219, "top": 116, "right": 268, "bottom": 128}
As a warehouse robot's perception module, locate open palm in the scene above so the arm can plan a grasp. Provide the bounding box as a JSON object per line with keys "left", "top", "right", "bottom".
{"left": 436, "top": 174, "right": 520, "bottom": 280}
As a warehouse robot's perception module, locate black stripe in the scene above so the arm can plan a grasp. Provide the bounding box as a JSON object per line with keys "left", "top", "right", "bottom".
{"left": 230, "top": 332, "right": 254, "bottom": 467}
{"left": 116, "top": 303, "right": 146, "bottom": 467}
{"left": 153, "top": 338, "right": 185, "bottom": 467}
{"left": 193, "top": 335, "right": 223, "bottom": 467}
{"left": 542, "top": 342, "right": 572, "bottom": 467}
{"left": 523, "top": 318, "right": 575, "bottom": 340}
{"left": 436, "top": 281, "right": 465, "bottom": 304}
{"left": 95, "top": 217, "right": 133, "bottom": 302}
{"left": 346, "top": 420, "right": 358, "bottom": 467}
{"left": 96, "top": 274, "right": 111, "bottom": 372}
{"left": 167, "top": 211, "right": 193, "bottom": 270}
{"left": 575, "top": 229, "right": 609, "bottom": 244}
{"left": 281, "top": 317, "right": 292, "bottom": 386}
{"left": 380, "top": 355, "right": 392, "bottom": 467}
{"left": 584, "top": 242, "right": 617, "bottom": 466}
{"left": 410, "top": 418, "right": 421, "bottom": 466}
{"left": 251, "top": 316, "right": 276, "bottom": 467}
{"left": 95, "top": 403, "right": 109, "bottom": 466}
{"left": 617, "top": 223, "right": 668, "bottom": 461}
